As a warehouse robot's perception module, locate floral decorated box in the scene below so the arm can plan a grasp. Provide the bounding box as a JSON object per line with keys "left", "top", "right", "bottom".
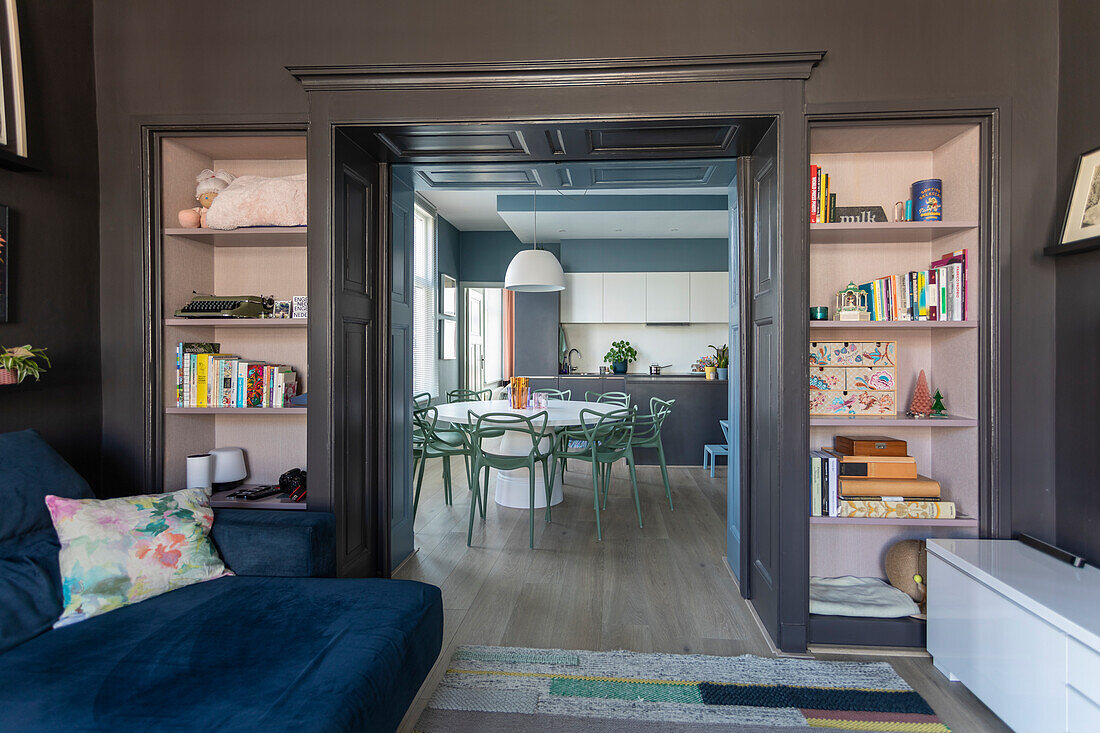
{"left": 808, "top": 340, "right": 897, "bottom": 416}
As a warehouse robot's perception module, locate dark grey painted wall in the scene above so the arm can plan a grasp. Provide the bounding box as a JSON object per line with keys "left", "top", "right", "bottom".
{"left": 437, "top": 215, "right": 461, "bottom": 398}
{"left": 1054, "top": 0, "right": 1100, "bottom": 564}
{"left": 560, "top": 238, "right": 728, "bottom": 272}
{"left": 513, "top": 292, "right": 560, "bottom": 376}
{"left": 93, "top": 0, "right": 1060, "bottom": 531}
{"left": 0, "top": 1, "right": 101, "bottom": 489}
{"left": 459, "top": 230, "right": 561, "bottom": 283}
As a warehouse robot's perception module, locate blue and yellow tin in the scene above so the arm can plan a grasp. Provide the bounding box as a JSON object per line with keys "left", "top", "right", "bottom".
{"left": 911, "top": 178, "right": 943, "bottom": 221}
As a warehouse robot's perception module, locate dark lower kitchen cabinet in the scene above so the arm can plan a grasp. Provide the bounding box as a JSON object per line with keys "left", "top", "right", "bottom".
{"left": 516, "top": 373, "right": 728, "bottom": 467}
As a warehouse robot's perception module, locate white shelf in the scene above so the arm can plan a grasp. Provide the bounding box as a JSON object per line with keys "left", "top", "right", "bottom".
{"left": 164, "top": 318, "right": 307, "bottom": 328}
{"left": 164, "top": 227, "right": 307, "bottom": 247}
{"left": 166, "top": 407, "right": 306, "bottom": 415}
{"left": 811, "top": 221, "right": 978, "bottom": 244}
{"left": 809, "top": 414, "right": 977, "bottom": 427}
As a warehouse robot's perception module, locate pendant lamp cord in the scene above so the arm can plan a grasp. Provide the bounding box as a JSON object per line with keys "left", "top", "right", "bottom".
{"left": 533, "top": 193, "right": 538, "bottom": 250}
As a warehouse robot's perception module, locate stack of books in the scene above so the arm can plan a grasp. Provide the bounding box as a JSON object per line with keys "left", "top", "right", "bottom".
{"left": 856, "top": 249, "right": 968, "bottom": 321}
{"left": 809, "top": 164, "right": 836, "bottom": 223}
{"left": 175, "top": 342, "right": 299, "bottom": 409}
{"left": 810, "top": 435, "right": 956, "bottom": 519}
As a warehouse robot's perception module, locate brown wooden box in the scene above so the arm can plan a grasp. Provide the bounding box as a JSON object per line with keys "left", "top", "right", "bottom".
{"left": 833, "top": 435, "right": 908, "bottom": 457}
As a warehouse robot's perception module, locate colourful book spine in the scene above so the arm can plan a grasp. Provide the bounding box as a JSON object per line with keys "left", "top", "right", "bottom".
{"left": 235, "top": 361, "right": 248, "bottom": 408}
{"left": 220, "top": 359, "right": 236, "bottom": 408}
{"left": 810, "top": 164, "right": 819, "bottom": 223}
{"left": 246, "top": 364, "right": 265, "bottom": 408}
{"left": 828, "top": 192, "right": 836, "bottom": 224}
{"left": 195, "top": 355, "right": 209, "bottom": 408}
{"left": 176, "top": 344, "right": 183, "bottom": 407}
{"left": 822, "top": 174, "right": 830, "bottom": 223}
{"left": 927, "top": 269, "right": 939, "bottom": 320}
{"left": 817, "top": 167, "right": 823, "bottom": 220}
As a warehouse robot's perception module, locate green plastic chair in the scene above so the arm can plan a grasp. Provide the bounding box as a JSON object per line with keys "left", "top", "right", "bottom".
{"left": 466, "top": 410, "right": 555, "bottom": 549}
{"left": 412, "top": 392, "right": 433, "bottom": 410}
{"left": 585, "top": 390, "right": 630, "bottom": 407}
{"left": 631, "top": 397, "right": 676, "bottom": 510}
{"left": 412, "top": 406, "right": 476, "bottom": 521}
{"left": 555, "top": 406, "right": 640, "bottom": 540}
{"left": 533, "top": 388, "right": 571, "bottom": 400}
{"left": 448, "top": 388, "right": 493, "bottom": 403}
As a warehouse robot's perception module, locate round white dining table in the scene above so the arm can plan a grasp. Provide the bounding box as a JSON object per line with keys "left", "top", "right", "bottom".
{"left": 431, "top": 398, "right": 618, "bottom": 509}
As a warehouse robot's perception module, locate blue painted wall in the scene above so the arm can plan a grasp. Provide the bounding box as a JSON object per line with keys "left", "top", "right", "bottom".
{"left": 560, "top": 238, "right": 728, "bottom": 272}
{"left": 437, "top": 215, "right": 462, "bottom": 397}
{"left": 459, "top": 230, "right": 561, "bottom": 282}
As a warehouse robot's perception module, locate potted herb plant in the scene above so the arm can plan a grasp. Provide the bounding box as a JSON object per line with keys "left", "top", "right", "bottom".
{"left": 0, "top": 345, "right": 50, "bottom": 385}
{"left": 709, "top": 343, "right": 730, "bottom": 380}
{"left": 604, "top": 340, "right": 637, "bottom": 374}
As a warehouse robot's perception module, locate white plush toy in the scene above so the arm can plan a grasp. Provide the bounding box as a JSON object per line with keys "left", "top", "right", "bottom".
{"left": 204, "top": 174, "right": 307, "bottom": 230}
{"left": 177, "top": 169, "right": 236, "bottom": 228}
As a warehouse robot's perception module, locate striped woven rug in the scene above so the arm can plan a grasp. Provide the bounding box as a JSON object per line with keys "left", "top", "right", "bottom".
{"left": 415, "top": 645, "right": 949, "bottom": 732}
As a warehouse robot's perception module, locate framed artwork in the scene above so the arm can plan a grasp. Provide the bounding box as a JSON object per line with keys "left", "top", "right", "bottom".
{"left": 1059, "top": 146, "right": 1100, "bottom": 248}
{"left": 440, "top": 318, "right": 457, "bottom": 360}
{"left": 0, "top": 0, "right": 26, "bottom": 163}
{"left": 0, "top": 204, "right": 9, "bottom": 322}
{"left": 440, "top": 273, "right": 457, "bottom": 317}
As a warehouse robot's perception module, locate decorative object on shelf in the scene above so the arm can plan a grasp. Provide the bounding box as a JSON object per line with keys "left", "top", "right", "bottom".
{"left": 204, "top": 173, "right": 307, "bottom": 230}
{"left": 0, "top": 344, "right": 48, "bottom": 384}
{"left": 929, "top": 389, "right": 947, "bottom": 418}
{"left": 908, "top": 369, "right": 932, "bottom": 417}
{"left": 440, "top": 273, "right": 457, "bottom": 316}
{"left": 0, "top": 204, "right": 8, "bottom": 322}
{"left": 834, "top": 206, "right": 887, "bottom": 223}
{"left": 0, "top": 1, "right": 27, "bottom": 164}
{"left": 808, "top": 341, "right": 896, "bottom": 415}
{"left": 809, "top": 306, "right": 829, "bottom": 320}
{"left": 905, "top": 199, "right": 913, "bottom": 221}
{"left": 604, "top": 340, "right": 637, "bottom": 374}
{"left": 885, "top": 539, "right": 928, "bottom": 614}
{"left": 178, "top": 169, "right": 235, "bottom": 229}
{"left": 291, "top": 295, "right": 308, "bottom": 319}
{"left": 834, "top": 281, "right": 870, "bottom": 321}
{"left": 1057, "top": 145, "right": 1100, "bottom": 249}
{"left": 910, "top": 179, "right": 943, "bottom": 222}
{"left": 709, "top": 343, "right": 729, "bottom": 380}
{"left": 271, "top": 300, "right": 291, "bottom": 318}
{"left": 504, "top": 193, "right": 565, "bottom": 292}
{"left": 893, "top": 202, "right": 906, "bottom": 222}
{"left": 440, "top": 318, "right": 457, "bottom": 360}
{"left": 185, "top": 453, "right": 213, "bottom": 490}
{"left": 175, "top": 293, "right": 272, "bottom": 319}
{"left": 209, "top": 447, "right": 247, "bottom": 490}
{"left": 279, "top": 467, "right": 307, "bottom": 503}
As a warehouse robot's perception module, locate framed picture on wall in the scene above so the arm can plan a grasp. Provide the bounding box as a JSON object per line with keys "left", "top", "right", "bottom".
{"left": 0, "top": 0, "right": 27, "bottom": 164}
{"left": 1059, "top": 146, "right": 1100, "bottom": 249}
{"left": 440, "top": 273, "right": 457, "bottom": 317}
{"left": 440, "top": 318, "right": 457, "bottom": 360}
{"left": 0, "top": 204, "right": 9, "bottom": 322}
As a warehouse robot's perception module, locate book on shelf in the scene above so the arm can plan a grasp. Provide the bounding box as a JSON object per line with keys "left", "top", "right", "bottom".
{"left": 810, "top": 164, "right": 819, "bottom": 223}
{"left": 834, "top": 454, "right": 918, "bottom": 479}
{"left": 809, "top": 450, "right": 839, "bottom": 517}
{"left": 838, "top": 498, "right": 957, "bottom": 520}
{"left": 809, "top": 166, "right": 839, "bottom": 223}
{"left": 850, "top": 249, "right": 968, "bottom": 322}
{"left": 175, "top": 343, "right": 298, "bottom": 409}
{"left": 838, "top": 474, "right": 941, "bottom": 498}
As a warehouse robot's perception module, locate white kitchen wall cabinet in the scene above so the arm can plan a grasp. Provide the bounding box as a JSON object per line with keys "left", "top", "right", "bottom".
{"left": 645, "top": 272, "right": 691, "bottom": 323}
{"left": 560, "top": 273, "right": 604, "bottom": 323}
{"left": 602, "top": 273, "right": 647, "bottom": 323}
{"left": 689, "top": 271, "right": 729, "bottom": 323}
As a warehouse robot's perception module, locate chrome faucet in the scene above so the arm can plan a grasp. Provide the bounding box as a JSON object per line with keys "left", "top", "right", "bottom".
{"left": 567, "top": 348, "right": 580, "bottom": 373}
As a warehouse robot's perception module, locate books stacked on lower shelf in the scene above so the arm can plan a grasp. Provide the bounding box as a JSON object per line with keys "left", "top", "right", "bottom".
{"left": 855, "top": 249, "right": 968, "bottom": 321}
{"left": 175, "top": 342, "right": 299, "bottom": 408}
{"left": 810, "top": 434, "right": 956, "bottom": 519}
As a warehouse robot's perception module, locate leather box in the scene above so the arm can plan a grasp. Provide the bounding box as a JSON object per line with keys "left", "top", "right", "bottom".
{"left": 833, "top": 435, "right": 907, "bottom": 457}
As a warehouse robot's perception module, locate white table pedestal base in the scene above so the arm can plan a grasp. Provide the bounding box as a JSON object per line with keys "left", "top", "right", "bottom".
{"left": 491, "top": 431, "right": 562, "bottom": 508}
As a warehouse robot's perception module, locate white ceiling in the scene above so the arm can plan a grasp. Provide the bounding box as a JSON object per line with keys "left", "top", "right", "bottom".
{"left": 419, "top": 187, "right": 728, "bottom": 238}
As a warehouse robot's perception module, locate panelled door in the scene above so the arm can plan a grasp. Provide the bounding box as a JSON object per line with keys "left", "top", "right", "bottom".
{"left": 389, "top": 167, "right": 416, "bottom": 570}
{"left": 726, "top": 161, "right": 745, "bottom": 583}
{"left": 745, "top": 121, "right": 781, "bottom": 638}
{"left": 331, "top": 130, "right": 382, "bottom": 577}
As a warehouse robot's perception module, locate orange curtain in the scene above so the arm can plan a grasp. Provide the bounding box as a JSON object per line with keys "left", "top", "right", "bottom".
{"left": 502, "top": 289, "right": 515, "bottom": 381}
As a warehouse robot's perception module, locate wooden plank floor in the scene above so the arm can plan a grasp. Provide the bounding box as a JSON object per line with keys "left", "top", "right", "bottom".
{"left": 396, "top": 457, "right": 1009, "bottom": 732}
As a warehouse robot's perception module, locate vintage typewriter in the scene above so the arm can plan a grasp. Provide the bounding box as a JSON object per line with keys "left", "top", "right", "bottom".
{"left": 174, "top": 294, "right": 274, "bottom": 318}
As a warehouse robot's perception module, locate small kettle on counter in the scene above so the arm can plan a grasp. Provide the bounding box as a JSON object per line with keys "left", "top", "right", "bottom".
{"left": 649, "top": 363, "right": 671, "bottom": 375}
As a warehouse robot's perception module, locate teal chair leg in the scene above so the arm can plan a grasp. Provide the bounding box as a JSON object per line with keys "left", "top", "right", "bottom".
{"left": 442, "top": 457, "right": 453, "bottom": 506}
{"left": 413, "top": 451, "right": 427, "bottom": 521}
{"left": 528, "top": 459, "right": 536, "bottom": 549}
{"left": 657, "top": 441, "right": 673, "bottom": 511}
{"left": 600, "top": 461, "right": 612, "bottom": 510}
{"left": 626, "top": 451, "right": 643, "bottom": 528}
{"left": 466, "top": 458, "right": 480, "bottom": 547}
{"left": 541, "top": 457, "right": 553, "bottom": 522}
{"left": 590, "top": 459, "right": 602, "bottom": 541}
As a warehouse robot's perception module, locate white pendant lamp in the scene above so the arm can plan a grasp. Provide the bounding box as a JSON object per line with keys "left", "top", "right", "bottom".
{"left": 504, "top": 193, "right": 565, "bottom": 292}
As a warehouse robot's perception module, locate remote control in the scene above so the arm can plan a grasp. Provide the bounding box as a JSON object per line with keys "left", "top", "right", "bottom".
{"left": 243, "top": 485, "right": 283, "bottom": 500}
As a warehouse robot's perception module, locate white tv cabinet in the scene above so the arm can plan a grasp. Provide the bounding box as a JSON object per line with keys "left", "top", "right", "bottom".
{"left": 928, "top": 539, "right": 1100, "bottom": 733}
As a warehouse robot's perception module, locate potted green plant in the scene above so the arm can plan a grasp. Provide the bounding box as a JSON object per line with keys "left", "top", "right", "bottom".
{"left": 0, "top": 345, "right": 50, "bottom": 385}
{"left": 709, "top": 344, "right": 730, "bottom": 380}
{"left": 604, "top": 340, "right": 637, "bottom": 374}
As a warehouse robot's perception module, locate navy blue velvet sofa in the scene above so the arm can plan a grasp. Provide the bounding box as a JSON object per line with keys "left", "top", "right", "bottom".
{"left": 0, "top": 430, "right": 443, "bottom": 732}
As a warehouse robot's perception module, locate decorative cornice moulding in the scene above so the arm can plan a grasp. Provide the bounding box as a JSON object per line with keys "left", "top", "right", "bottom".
{"left": 288, "top": 52, "right": 826, "bottom": 92}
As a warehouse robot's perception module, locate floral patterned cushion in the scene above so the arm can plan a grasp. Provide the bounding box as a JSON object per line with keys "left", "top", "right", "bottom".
{"left": 44, "top": 488, "right": 232, "bottom": 627}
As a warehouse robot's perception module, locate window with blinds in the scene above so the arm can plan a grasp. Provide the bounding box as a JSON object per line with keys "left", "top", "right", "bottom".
{"left": 412, "top": 204, "right": 438, "bottom": 397}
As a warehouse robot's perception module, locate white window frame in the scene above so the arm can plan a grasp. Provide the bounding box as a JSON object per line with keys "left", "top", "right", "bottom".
{"left": 412, "top": 201, "right": 438, "bottom": 397}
